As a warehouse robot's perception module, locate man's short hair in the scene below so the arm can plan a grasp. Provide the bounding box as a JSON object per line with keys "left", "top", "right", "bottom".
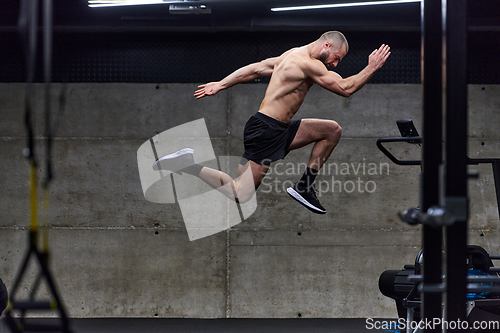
{"left": 320, "top": 31, "right": 349, "bottom": 53}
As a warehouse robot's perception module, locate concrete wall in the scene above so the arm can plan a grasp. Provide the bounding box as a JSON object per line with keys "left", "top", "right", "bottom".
{"left": 0, "top": 83, "right": 498, "bottom": 318}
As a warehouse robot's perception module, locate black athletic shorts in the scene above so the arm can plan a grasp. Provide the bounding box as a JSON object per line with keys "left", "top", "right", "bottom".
{"left": 241, "top": 112, "right": 301, "bottom": 165}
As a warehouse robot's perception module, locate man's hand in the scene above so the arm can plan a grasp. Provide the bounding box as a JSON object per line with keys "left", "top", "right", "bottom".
{"left": 368, "top": 44, "right": 391, "bottom": 71}
{"left": 194, "top": 82, "right": 222, "bottom": 99}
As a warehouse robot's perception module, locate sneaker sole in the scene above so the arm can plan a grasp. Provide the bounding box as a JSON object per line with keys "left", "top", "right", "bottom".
{"left": 286, "top": 187, "right": 326, "bottom": 214}
{"left": 153, "top": 148, "right": 194, "bottom": 171}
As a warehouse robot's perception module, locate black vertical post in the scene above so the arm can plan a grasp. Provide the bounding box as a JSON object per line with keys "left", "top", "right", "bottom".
{"left": 43, "top": 0, "right": 53, "bottom": 186}
{"left": 444, "top": 0, "right": 468, "bottom": 324}
{"left": 421, "top": 0, "right": 443, "bottom": 330}
{"left": 493, "top": 160, "right": 500, "bottom": 218}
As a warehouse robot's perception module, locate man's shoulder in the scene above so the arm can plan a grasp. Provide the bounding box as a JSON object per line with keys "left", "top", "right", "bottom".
{"left": 281, "top": 50, "right": 319, "bottom": 69}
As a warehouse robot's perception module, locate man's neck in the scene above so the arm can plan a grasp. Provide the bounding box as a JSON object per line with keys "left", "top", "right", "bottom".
{"left": 305, "top": 41, "right": 323, "bottom": 60}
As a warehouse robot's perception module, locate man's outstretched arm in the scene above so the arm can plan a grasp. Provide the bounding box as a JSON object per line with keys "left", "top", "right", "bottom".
{"left": 194, "top": 57, "right": 277, "bottom": 99}
{"left": 305, "top": 44, "right": 391, "bottom": 98}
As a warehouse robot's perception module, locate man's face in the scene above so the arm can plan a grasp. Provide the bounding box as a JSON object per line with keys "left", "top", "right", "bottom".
{"left": 320, "top": 43, "right": 347, "bottom": 68}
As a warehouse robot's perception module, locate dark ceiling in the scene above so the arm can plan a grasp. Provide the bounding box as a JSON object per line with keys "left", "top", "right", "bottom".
{"left": 0, "top": 0, "right": 498, "bottom": 84}
{"left": 0, "top": 0, "right": 498, "bottom": 33}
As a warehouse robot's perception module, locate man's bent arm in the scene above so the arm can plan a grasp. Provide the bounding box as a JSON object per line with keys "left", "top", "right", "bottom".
{"left": 337, "top": 64, "right": 378, "bottom": 96}
{"left": 306, "top": 44, "right": 390, "bottom": 98}
{"left": 194, "top": 57, "right": 277, "bottom": 99}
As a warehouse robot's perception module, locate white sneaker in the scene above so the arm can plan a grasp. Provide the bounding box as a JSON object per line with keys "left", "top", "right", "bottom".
{"left": 152, "top": 148, "right": 195, "bottom": 173}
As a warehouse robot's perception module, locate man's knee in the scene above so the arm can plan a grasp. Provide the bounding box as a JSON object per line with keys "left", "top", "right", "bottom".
{"left": 328, "top": 120, "right": 342, "bottom": 140}
{"left": 235, "top": 188, "right": 255, "bottom": 204}
{"left": 233, "top": 178, "right": 258, "bottom": 204}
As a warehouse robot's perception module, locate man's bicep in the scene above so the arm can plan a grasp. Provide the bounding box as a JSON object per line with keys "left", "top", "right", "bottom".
{"left": 308, "top": 67, "right": 349, "bottom": 97}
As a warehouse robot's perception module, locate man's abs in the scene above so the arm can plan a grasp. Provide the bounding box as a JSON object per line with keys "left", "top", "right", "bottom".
{"left": 259, "top": 79, "right": 313, "bottom": 123}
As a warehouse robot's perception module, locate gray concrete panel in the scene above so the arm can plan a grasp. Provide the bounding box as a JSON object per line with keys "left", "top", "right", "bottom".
{"left": 469, "top": 85, "right": 500, "bottom": 139}
{"left": 0, "top": 229, "right": 227, "bottom": 318}
{"left": 0, "top": 139, "right": 32, "bottom": 227}
{"left": 27, "top": 83, "right": 228, "bottom": 140}
{"left": 469, "top": 137, "right": 500, "bottom": 160}
{"left": 0, "top": 137, "right": 229, "bottom": 228}
{"left": 230, "top": 229, "right": 422, "bottom": 247}
{"left": 228, "top": 237, "right": 419, "bottom": 318}
{"left": 0, "top": 84, "right": 27, "bottom": 137}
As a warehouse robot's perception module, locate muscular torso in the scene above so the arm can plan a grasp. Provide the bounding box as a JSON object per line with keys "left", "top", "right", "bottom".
{"left": 258, "top": 48, "right": 315, "bottom": 123}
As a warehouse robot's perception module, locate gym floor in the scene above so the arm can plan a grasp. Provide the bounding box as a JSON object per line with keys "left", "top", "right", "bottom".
{"left": 0, "top": 318, "right": 396, "bottom": 333}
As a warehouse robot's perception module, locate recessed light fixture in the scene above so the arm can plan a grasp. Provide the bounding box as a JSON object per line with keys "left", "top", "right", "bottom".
{"left": 271, "top": 0, "right": 421, "bottom": 12}
{"left": 88, "top": 0, "right": 197, "bottom": 8}
{"left": 169, "top": 4, "right": 211, "bottom": 14}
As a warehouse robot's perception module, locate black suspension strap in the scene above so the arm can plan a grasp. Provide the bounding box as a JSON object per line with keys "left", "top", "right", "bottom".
{"left": 4, "top": 1, "right": 72, "bottom": 332}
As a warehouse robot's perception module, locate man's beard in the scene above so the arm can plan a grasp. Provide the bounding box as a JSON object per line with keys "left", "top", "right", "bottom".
{"left": 318, "top": 51, "right": 329, "bottom": 66}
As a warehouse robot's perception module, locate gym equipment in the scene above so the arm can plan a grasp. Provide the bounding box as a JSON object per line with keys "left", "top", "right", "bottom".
{"left": 3, "top": 1, "right": 71, "bottom": 332}
{"left": 377, "top": 120, "right": 500, "bottom": 332}
{"left": 376, "top": 119, "right": 422, "bottom": 166}
{"left": 379, "top": 246, "right": 500, "bottom": 331}
{"left": 377, "top": 119, "right": 500, "bottom": 219}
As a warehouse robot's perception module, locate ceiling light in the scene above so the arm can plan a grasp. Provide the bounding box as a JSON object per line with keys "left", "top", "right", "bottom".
{"left": 271, "top": 0, "right": 421, "bottom": 12}
{"left": 88, "top": 0, "right": 196, "bottom": 8}
{"left": 169, "top": 4, "right": 211, "bottom": 14}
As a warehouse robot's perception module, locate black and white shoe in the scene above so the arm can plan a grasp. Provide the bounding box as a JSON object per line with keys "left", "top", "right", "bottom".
{"left": 286, "top": 182, "right": 326, "bottom": 214}
{"left": 152, "top": 148, "right": 195, "bottom": 173}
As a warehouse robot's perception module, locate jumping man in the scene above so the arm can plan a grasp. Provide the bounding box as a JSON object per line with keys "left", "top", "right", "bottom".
{"left": 154, "top": 31, "right": 391, "bottom": 214}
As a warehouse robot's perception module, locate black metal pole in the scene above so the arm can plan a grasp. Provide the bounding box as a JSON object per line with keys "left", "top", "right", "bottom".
{"left": 493, "top": 160, "right": 500, "bottom": 218}
{"left": 444, "top": 0, "right": 469, "bottom": 324}
{"left": 421, "top": 0, "right": 443, "bottom": 330}
{"left": 44, "top": 0, "right": 53, "bottom": 186}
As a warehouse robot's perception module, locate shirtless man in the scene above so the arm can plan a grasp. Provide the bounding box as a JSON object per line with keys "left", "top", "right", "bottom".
{"left": 153, "top": 31, "right": 390, "bottom": 214}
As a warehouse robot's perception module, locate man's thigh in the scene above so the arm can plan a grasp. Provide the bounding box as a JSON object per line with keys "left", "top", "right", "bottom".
{"left": 287, "top": 118, "right": 341, "bottom": 151}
